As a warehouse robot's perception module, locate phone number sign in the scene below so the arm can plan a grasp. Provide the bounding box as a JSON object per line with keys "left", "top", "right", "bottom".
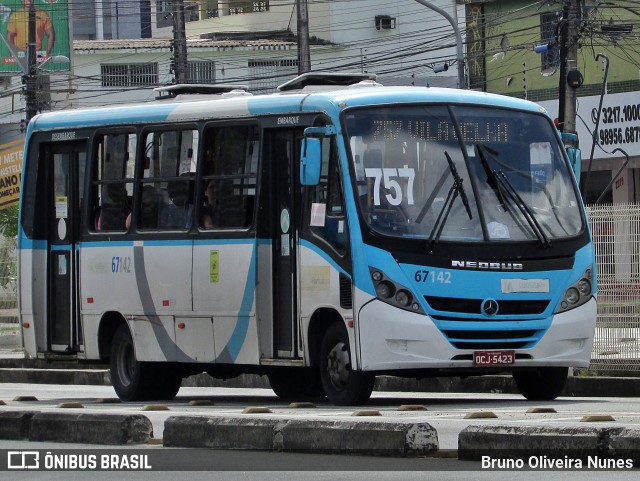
{"left": 540, "top": 92, "right": 640, "bottom": 159}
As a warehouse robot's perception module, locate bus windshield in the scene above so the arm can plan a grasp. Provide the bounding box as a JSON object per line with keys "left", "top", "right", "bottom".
{"left": 345, "top": 105, "right": 583, "bottom": 243}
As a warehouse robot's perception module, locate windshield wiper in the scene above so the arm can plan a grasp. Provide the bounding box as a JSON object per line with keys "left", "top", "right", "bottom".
{"left": 476, "top": 143, "right": 551, "bottom": 248}
{"left": 425, "top": 151, "right": 472, "bottom": 252}
{"left": 476, "top": 143, "right": 508, "bottom": 209}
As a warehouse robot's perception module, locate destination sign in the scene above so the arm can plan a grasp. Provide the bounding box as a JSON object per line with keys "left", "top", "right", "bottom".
{"left": 371, "top": 119, "right": 509, "bottom": 143}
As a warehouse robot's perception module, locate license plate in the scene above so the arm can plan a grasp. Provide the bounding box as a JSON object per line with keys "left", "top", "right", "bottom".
{"left": 473, "top": 350, "right": 515, "bottom": 366}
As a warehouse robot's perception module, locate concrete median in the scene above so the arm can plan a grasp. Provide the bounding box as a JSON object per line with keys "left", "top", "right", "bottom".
{"left": 458, "top": 424, "right": 640, "bottom": 463}
{"left": 164, "top": 416, "right": 438, "bottom": 456}
{"left": 0, "top": 411, "right": 153, "bottom": 445}
{"left": 0, "top": 411, "right": 38, "bottom": 440}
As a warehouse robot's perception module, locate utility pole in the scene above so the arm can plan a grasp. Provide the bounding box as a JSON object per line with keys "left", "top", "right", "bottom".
{"left": 172, "top": 0, "right": 188, "bottom": 83}
{"left": 296, "top": 0, "right": 311, "bottom": 74}
{"left": 25, "top": 1, "right": 37, "bottom": 123}
{"left": 557, "top": 0, "right": 582, "bottom": 134}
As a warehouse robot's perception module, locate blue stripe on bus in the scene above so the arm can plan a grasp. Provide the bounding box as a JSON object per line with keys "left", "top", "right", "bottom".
{"left": 18, "top": 236, "right": 47, "bottom": 250}
{"left": 299, "top": 239, "right": 349, "bottom": 277}
{"left": 194, "top": 238, "right": 257, "bottom": 246}
{"left": 49, "top": 244, "right": 72, "bottom": 251}
{"left": 221, "top": 244, "right": 257, "bottom": 362}
{"left": 78, "top": 241, "right": 135, "bottom": 248}
{"left": 32, "top": 104, "right": 176, "bottom": 130}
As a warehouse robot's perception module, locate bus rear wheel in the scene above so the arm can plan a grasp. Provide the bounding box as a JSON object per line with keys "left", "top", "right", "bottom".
{"left": 110, "top": 324, "right": 181, "bottom": 401}
{"left": 513, "top": 367, "right": 568, "bottom": 401}
{"left": 319, "top": 322, "right": 375, "bottom": 406}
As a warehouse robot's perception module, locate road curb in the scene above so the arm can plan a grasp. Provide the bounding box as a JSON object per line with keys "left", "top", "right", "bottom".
{"left": 0, "top": 411, "right": 38, "bottom": 440}
{"left": 0, "top": 367, "right": 111, "bottom": 385}
{"left": 164, "top": 416, "right": 439, "bottom": 456}
{"left": 458, "top": 424, "right": 640, "bottom": 463}
{"left": 0, "top": 411, "right": 153, "bottom": 445}
{"left": 1, "top": 363, "right": 640, "bottom": 398}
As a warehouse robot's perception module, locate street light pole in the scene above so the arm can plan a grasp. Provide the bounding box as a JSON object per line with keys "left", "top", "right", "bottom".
{"left": 25, "top": 1, "right": 38, "bottom": 123}
{"left": 413, "top": 0, "right": 466, "bottom": 89}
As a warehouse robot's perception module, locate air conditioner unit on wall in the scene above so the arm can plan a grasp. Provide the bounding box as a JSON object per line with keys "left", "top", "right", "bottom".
{"left": 375, "top": 15, "right": 396, "bottom": 30}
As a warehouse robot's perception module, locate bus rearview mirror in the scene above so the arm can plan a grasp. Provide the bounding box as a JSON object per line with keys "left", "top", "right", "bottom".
{"left": 300, "top": 138, "right": 322, "bottom": 185}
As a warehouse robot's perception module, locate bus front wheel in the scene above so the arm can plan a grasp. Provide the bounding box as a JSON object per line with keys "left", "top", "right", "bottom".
{"left": 513, "top": 367, "right": 568, "bottom": 401}
{"left": 110, "top": 324, "right": 181, "bottom": 401}
{"left": 319, "top": 322, "right": 375, "bottom": 405}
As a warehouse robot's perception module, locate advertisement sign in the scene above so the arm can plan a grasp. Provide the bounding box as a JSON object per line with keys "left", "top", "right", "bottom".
{"left": 540, "top": 92, "right": 640, "bottom": 160}
{"left": 0, "top": 136, "right": 23, "bottom": 209}
{"left": 0, "top": 0, "right": 69, "bottom": 73}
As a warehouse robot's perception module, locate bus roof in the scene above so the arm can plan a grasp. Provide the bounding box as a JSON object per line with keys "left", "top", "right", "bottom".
{"left": 29, "top": 83, "right": 547, "bottom": 133}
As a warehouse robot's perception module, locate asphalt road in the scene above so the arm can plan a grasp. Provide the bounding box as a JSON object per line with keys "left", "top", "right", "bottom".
{"left": 1, "top": 382, "right": 639, "bottom": 450}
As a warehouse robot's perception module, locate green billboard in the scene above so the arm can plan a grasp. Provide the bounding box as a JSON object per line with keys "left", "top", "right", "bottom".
{"left": 0, "top": 0, "right": 70, "bottom": 73}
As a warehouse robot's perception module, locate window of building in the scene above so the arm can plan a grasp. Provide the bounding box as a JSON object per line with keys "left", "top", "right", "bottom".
{"left": 228, "top": 1, "right": 269, "bottom": 15}
{"left": 248, "top": 59, "right": 298, "bottom": 93}
{"left": 156, "top": 0, "right": 172, "bottom": 28}
{"left": 101, "top": 64, "right": 159, "bottom": 87}
{"left": 185, "top": 2, "right": 200, "bottom": 22}
{"left": 199, "top": 125, "right": 259, "bottom": 230}
{"left": 540, "top": 12, "right": 560, "bottom": 74}
{"left": 188, "top": 61, "right": 216, "bottom": 84}
{"left": 91, "top": 133, "right": 137, "bottom": 232}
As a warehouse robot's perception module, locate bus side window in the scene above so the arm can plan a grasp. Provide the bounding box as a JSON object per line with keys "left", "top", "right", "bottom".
{"left": 137, "top": 128, "right": 198, "bottom": 231}
{"left": 198, "top": 125, "right": 258, "bottom": 230}
{"left": 92, "top": 133, "right": 136, "bottom": 233}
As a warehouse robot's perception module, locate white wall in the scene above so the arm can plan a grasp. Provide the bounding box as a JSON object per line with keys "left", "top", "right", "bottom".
{"left": 173, "top": 0, "right": 464, "bottom": 87}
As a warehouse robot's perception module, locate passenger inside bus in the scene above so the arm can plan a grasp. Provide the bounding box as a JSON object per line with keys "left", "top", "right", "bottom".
{"left": 201, "top": 180, "right": 221, "bottom": 229}
{"left": 97, "top": 184, "right": 130, "bottom": 231}
{"left": 125, "top": 185, "right": 158, "bottom": 230}
{"left": 158, "top": 179, "right": 193, "bottom": 229}
{"left": 200, "top": 180, "right": 248, "bottom": 229}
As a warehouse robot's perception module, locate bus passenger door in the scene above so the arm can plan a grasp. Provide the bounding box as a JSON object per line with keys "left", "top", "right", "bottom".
{"left": 47, "top": 143, "right": 87, "bottom": 353}
{"left": 269, "top": 129, "right": 302, "bottom": 358}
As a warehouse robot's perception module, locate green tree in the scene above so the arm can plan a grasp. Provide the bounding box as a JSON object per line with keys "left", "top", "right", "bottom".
{"left": 0, "top": 204, "right": 19, "bottom": 238}
{"left": 0, "top": 204, "right": 18, "bottom": 308}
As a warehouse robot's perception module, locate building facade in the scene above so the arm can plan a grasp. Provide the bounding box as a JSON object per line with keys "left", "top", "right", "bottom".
{"left": 464, "top": 0, "right": 640, "bottom": 204}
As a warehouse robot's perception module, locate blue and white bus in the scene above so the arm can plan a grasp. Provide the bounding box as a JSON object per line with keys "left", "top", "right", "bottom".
{"left": 18, "top": 73, "right": 596, "bottom": 405}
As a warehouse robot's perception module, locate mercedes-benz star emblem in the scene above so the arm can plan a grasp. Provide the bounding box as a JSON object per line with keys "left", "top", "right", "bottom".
{"left": 482, "top": 299, "right": 499, "bottom": 316}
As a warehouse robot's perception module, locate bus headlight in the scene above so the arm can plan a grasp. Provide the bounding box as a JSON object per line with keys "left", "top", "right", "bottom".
{"left": 577, "top": 279, "right": 591, "bottom": 296}
{"left": 395, "top": 289, "right": 412, "bottom": 307}
{"left": 369, "top": 267, "right": 424, "bottom": 314}
{"left": 376, "top": 281, "right": 395, "bottom": 299}
{"left": 564, "top": 287, "right": 580, "bottom": 305}
{"left": 556, "top": 266, "right": 595, "bottom": 313}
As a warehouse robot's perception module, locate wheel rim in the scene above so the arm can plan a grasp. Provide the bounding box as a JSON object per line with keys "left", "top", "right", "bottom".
{"left": 116, "top": 339, "right": 136, "bottom": 388}
{"left": 326, "top": 341, "right": 350, "bottom": 390}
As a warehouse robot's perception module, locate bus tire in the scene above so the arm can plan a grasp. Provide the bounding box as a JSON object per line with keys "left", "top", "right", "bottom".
{"left": 110, "top": 324, "right": 155, "bottom": 401}
{"left": 268, "top": 368, "right": 324, "bottom": 400}
{"left": 319, "top": 322, "right": 375, "bottom": 406}
{"left": 513, "top": 367, "right": 568, "bottom": 401}
{"left": 151, "top": 366, "right": 182, "bottom": 401}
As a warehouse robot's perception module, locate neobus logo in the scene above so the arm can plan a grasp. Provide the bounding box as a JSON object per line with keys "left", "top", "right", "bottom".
{"left": 452, "top": 260, "right": 523, "bottom": 271}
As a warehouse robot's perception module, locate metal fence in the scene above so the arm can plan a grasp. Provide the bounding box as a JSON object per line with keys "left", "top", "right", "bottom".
{"left": 1, "top": 204, "right": 639, "bottom": 369}
{"left": 587, "top": 203, "right": 640, "bottom": 371}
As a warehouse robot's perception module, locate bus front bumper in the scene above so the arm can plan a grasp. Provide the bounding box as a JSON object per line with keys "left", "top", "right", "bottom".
{"left": 357, "top": 297, "right": 597, "bottom": 372}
